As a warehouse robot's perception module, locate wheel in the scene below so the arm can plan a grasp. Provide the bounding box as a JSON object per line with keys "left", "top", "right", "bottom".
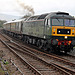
{"left": 32, "top": 39, "right": 36, "bottom": 45}
{"left": 26, "top": 37, "right": 29, "bottom": 44}
{"left": 36, "top": 40, "right": 42, "bottom": 49}
{"left": 29, "top": 38, "right": 32, "bottom": 44}
{"left": 43, "top": 43, "right": 48, "bottom": 51}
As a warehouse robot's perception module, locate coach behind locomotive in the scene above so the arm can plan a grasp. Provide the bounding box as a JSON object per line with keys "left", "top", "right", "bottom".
{"left": 3, "top": 12, "right": 75, "bottom": 53}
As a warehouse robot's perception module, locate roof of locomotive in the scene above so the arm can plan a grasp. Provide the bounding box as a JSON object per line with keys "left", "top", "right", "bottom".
{"left": 37, "top": 12, "right": 70, "bottom": 19}
{"left": 4, "top": 18, "right": 25, "bottom": 24}
{"left": 4, "top": 12, "right": 75, "bottom": 24}
{"left": 45, "top": 12, "right": 75, "bottom": 19}
{"left": 26, "top": 12, "right": 75, "bottom": 21}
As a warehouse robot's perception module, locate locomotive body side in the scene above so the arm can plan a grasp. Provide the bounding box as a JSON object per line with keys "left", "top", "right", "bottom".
{"left": 22, "top": 20, "right": 45, "bottom": 38}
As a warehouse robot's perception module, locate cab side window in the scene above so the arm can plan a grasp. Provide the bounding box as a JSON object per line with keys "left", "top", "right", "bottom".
{"left": 48, "top": 19, "right": 50, "bottom": 27}
{"left": 45, "top": 19, "right": 50, "bottom": 27}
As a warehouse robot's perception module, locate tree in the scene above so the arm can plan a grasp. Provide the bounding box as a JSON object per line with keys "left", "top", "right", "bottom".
{"left": 0, "top": 20, "right": 6, "bottom": 28}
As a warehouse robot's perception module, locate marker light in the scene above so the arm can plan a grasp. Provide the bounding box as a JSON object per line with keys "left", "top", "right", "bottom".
{"left": 72, "top": 30, "right": 74, "bottom": 32}
{"left": 54, "top": 29, "right": 55, "bottom": 31}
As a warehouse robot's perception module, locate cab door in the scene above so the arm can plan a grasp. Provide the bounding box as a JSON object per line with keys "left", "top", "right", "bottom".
{"left": 44, "top": 18, "right": 52, "bottom": 38}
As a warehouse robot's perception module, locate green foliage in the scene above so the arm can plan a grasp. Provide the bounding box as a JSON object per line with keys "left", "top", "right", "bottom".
{"left": 0, "top": 20, "right": 6, "bottom": 28}
{"left": 4, "top": 62, "right": 9, "bottom": 65}
{"left": 2, "top": 60, "right": 9, "bottom": 65}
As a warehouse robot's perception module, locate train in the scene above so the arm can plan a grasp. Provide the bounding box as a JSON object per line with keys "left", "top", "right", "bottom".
{"left": 3, "top": 12, "right": 75, "bottom": 53}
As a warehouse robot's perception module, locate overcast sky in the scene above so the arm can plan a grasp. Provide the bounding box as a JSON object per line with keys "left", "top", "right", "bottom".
{"left": 0, "top": 0, "right": 75, "bottom": 16}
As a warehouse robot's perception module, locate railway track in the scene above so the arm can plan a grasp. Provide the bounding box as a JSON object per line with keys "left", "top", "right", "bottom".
{"left": 7, "top": 40, "right": 75, "bottom": 74}
{"left": 59, "top": 53, "right": 75, "bottom": 63}
{"left": 0, "top": 33, "right": 42, "bottom": 75}
{"left": 1, "top": 32, "right": 75, "bottom": 58}
{"left": 0, "top": 32, "right": 75, "bottom": 75}
{"left": 0, "top": 39, "right": 42, "bottom": 75}
{"left": 1, "top": 32, "right": 75, "bottom": 66}
{"left": 3, "top": 32, "right": 75, "bottom": 63}
{"left": 0, "top": 39, "right": 72, "bottom": 75}
{"left": 19, "top": 43, "right": 75, "bottom": 66}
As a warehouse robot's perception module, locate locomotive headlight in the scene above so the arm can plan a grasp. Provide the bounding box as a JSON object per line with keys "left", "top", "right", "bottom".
{"left": 72, "top": 30, "right": 74, "bottom": 32}
{"left": 58, "top": 30, "right": 60, "bottom": 33}
{"left": 67, "top": 31, "right": 69, "bottom": 33}
{"left": 64, "top": 36, "right": 67, "bottom": 39}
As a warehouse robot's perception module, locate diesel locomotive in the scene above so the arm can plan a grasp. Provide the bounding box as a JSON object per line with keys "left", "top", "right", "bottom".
{"left": 3, "top": 12, "right": 75, "bottom": 53}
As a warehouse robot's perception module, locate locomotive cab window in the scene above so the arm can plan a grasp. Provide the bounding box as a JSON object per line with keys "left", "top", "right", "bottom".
{"left": 65, "top": 19, "right": 75, "bottom": 27}
{"left": 52, "top": 18, "right": 63, "bottom": 26}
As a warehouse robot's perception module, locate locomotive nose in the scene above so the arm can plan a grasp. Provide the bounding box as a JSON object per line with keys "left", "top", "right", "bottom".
{"left": 71, "top": 40, "right": 75, "bottom": 46}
